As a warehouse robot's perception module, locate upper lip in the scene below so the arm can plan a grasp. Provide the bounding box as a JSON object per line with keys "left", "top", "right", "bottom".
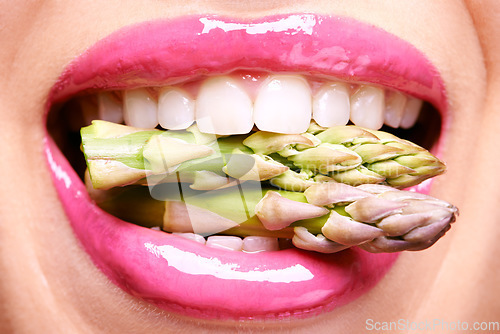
{"left": 45, "top": 13, "right": 447, "bottom": 320}
{"left": 49, "top": 14, "right": 447, "bottom": 113}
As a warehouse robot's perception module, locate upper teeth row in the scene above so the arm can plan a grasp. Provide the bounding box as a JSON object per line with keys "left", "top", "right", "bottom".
{"left": 91, "top": 74, "right": 423, "bottom": 134}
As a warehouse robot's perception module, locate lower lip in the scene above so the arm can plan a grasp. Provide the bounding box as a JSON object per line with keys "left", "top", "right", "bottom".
{"left": 45, "top": 135, "right": 399, "bottom": 319}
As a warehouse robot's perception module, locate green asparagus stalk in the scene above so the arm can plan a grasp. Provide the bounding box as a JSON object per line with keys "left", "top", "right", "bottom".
{"left": 82, "top": 120, "right": 445, "bottom": 190}
{"left": 96, "top": 182, "right": 457, "bottom": 253}
{"left": 83, "top": 121, "right": 455, "bottom": 253}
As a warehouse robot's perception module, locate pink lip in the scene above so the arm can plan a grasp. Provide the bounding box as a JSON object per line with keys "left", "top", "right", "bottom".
{"left": 45, "top": 14, "right": 446, "bottom": 320}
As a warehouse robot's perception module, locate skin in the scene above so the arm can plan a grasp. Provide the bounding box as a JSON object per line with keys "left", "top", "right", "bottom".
{"left": 0, "top": 0, "right": 499, "bottom": 332}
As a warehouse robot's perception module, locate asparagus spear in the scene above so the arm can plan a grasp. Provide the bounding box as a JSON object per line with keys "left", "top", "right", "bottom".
{"left": 83, "top": 121, "right": 455, "bottom": 253}
{"left": 97, "top": 182, "right": 457, "bottom": 253}
{"left": 82, "top": 121, "right": 445, "bottom": 190}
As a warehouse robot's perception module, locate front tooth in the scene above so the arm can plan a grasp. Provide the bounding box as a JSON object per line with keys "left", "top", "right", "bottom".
{"left": 97, "top": 92, "right": 124, "bottom": 124}
{"left": 242, "top": 236, "right": 279, "bottom": 253}
{"left": 123, "top": 88, "right": 158, "bottom": 128}
{"left": 196, "top": 76, "right": 253, "bottom": 135}
{"left": 350, "top": 85, "right": 385, "bottom": 130}
{"left": 158, "top": 88, "right": 195, "bottom": 130}
{"left": 312, "top": 82, "right": 350, "bottom": 127}
{"left": 254, "top": 75, "right": 312, "bottom": 134}
{"left": 206, "top": 236, "right": 243, "bottom": 251}
{"left": 173, "top": 232, "right": 206, "bottom": 245}
{"left": 400, "top": 97, "right": 423, "bottom": 129}
{"left": 384, "top": 91, "right": 406, "bottom": 128}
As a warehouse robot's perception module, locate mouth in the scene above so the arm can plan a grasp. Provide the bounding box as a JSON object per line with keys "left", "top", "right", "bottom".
{"left": 44, "top": 14, "right": 448, "bottom": 320}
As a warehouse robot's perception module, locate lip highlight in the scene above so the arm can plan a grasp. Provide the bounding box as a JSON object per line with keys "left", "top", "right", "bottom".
{"left": 45, "top": 14, "right": 446, "bottom": 320}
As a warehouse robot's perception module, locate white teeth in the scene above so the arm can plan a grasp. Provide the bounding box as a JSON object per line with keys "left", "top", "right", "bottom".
{"left": 158, "top": 88, "right": 195, "bottom": 130}
{"left": 97, "top": 92, "right": 124, "bottom": 124}
{"left": 254, "top": 75, "right": 312, "bottom": 134}
{"left": 400, "top": 97, "right": 423, "bottom": 129}
{"left": 242, "top": 236, "right": 279, "bottom": 253}
{"left": 96, "top": 75, "right": 424, "bottom": 135}
{"left": 384, "top": 91, "right": 406, "bottom": 128}
{"left": 206, "top": 236, "right": 243, "bottom": 251}
{"left": 312, "top": 82, "right": 350, "bottom": 127}
{"left": 196, "top": 76, "right": 253, "bottom": 135}
{"left": 173, "top": 232, "right": 206, "bottom": 245}
{"left": 350, "top": 85, "right": 385, "bottom": 130}
{"left": 123, "top": 88, "right": 158, "bottom": 128}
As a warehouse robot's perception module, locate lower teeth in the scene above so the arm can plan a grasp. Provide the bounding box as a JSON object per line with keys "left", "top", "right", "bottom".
{"left": 82, "top": 120, "right": 457, "bottom": 253}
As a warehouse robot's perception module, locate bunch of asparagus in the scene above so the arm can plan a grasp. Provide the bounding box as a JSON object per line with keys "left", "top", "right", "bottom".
{"left": 81, "top": 120, "right": 457, "bottom": 253}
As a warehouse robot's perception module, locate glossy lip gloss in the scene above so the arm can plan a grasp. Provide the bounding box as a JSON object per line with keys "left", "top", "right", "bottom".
{"left": 44, "top": 14, "right": 447, "bottom": 320}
